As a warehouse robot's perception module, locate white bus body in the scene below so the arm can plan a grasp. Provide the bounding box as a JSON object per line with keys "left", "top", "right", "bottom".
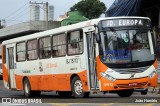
{"left": 2, "top": 17, "right": 158, "bottom": 97}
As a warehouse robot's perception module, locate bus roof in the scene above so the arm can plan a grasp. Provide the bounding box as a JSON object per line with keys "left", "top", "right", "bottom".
{"left": 2, "top": 16, "right": 150, "bottom": 45}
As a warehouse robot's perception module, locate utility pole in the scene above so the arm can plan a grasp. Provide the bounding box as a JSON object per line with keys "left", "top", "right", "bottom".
{"left": 29, "top": 1, "right": 49, "bottom": 30}
{"left": 43, "top": 2, "right": 49, "bottom": 30}
{"left": 46, "top": 2, "right": 48, "bottom": 30}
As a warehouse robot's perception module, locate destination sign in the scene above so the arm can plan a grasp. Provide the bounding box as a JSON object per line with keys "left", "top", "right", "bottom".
{"left": 101, "top": 18, "right": 151, "bottom": 28}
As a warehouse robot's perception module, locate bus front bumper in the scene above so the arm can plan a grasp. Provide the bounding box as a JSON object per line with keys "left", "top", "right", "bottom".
{"left": 100, "top": 73, "right": 158, "bottom": 91}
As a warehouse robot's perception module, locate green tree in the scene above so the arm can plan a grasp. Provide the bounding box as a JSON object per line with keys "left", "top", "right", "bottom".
{"left": 70, "top": 0, "right": 106, "bottom": 19}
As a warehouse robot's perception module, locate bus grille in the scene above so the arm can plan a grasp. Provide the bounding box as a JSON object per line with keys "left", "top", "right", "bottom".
{"left": 113, "top": 66, "right": 150, "bottom": 74}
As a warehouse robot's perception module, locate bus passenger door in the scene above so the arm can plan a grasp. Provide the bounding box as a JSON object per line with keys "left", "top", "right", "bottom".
{"left": 7, "top": 47, "right": 16, "bottom": 89}
{"left": 86, "top": 32, "right": 99, "bottom": 90}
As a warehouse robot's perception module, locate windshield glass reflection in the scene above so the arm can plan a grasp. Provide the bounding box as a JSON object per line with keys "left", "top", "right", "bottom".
{"left": 99, "top": 30, "right": 155, "bottom": 64}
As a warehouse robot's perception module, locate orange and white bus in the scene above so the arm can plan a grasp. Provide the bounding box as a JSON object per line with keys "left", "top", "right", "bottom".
{"left": 2, "top": 17, "right": 158, "bottom": 98}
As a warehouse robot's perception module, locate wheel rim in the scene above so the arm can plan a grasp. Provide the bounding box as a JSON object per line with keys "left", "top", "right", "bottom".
{"left": 74, "top": 80, "right": 83, "bottom": 95}
{"left": 25, "top": 82, "right": 29, "bottom": 94}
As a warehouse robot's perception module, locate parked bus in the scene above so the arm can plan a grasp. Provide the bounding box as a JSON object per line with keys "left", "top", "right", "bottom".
{"left": 2, "top": 17, "right": 158, "bottom": 98}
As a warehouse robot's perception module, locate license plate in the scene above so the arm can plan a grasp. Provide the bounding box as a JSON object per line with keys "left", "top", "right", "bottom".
{"left": 129, "top": 82, "right": 138, "bottom": 87}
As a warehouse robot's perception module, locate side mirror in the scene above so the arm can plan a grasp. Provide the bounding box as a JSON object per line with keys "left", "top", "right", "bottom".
{"left": 94, "top": 33, "right": 101, "bottom": 43}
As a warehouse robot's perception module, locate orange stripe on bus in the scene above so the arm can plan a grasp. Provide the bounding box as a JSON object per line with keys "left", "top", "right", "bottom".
{"left": 100, "top": 73, "right": 158, "bottom": 91}
{"left": 150, "top": 73, "right": 158, "bottom": 86}
{"left": 153, "top": 59, "right": 158, "bottom": 69}
{"left": 15, "top": 70, "right": 89, "bottom": 91}
{"left": 2, "top": 64, "right": 9, "bottom": 83}
{"left": 96, "top": 56, "right": 108, "bottom": 79}
{"left": 15, "top": 75, "right": 23, "bottom": 90}
{"left": 2, "top": 46, "right": 9, "bottom": 83}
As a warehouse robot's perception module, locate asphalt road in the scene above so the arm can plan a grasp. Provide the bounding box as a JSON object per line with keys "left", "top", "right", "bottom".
{"left": 0, "top": 80, "right": 160, "bottom": 106}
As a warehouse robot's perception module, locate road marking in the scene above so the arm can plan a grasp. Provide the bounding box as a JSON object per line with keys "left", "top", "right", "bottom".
{"left": 1, "top": 103, "right": 26, "bottom": 106}
{"left": 104, "top": 103, "right": 157, "bottom": 106}
{"left": 48, "top": 103, "right": 160, "bottom": 106}
{"left": 146, "top": 103, "right": 156, "bottom": 106}
{"left": 49, "top": 103, "right": 70, "bottom": 106}
{"left": 102, "top": 103, "right": 115, "bottom": 106}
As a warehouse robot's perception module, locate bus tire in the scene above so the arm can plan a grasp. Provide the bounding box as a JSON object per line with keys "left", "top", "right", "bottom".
{"left": 23, "top": 78, "right": 32, "bottom": 97}
{"left": 71, "top": 76, "right": 90, "bottom": 98}
{"left": 32, "top": 91, "right": 41, "bottom": 97}
{"left": 58, "top": 91, "right": 72, "bottom": 97}
{"left": 141, "top": 89, "right": 148, "bottom": 95}
{"left": 117, "top": 89, "right": 134, "bottom": 97}
{"left": 141, "top": 91, "right": 147, "bottom": 95}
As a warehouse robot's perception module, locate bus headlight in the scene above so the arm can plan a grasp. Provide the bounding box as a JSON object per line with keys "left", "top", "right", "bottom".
{"left": 149, "top": 70, "right": 156, "bottom": 78}
{"left": 100, "top": 72, "right": 116, "bottom": 82}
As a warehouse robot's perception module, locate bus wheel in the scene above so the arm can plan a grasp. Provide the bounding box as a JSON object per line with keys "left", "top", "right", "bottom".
{"left": 71, "top": 76, "right": 90, "bottom": 98}
{"left": 23, "top": 78, "right": 32, "bottom": 97}
{"left": 58, "top": 91, "right": 72, "bottom": 97}
{"left": 32, "top": 91, "right": 41, "bottom": 97}
{"left": 117, "top": 89, "right": 134, "bottom": 97}
{"left": 141, "top": 89, "right": 148, "bottom": 95}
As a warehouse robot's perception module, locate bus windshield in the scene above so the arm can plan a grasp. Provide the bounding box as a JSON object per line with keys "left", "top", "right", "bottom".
{"left": 99, "top": 29, "right": 155, "bottom": 65}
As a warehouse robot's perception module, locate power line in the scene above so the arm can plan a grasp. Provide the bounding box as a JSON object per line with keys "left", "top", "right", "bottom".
{"left": 3, "top": 1, "right": 50, "bottom": 30}
{"left": 3, "top": 2, "right": 28, "bottom": 19}
{"left": 6, "top": 7, "right": 29, "bottom": 21}
{"left": 2, "top": 2, "right": 30, "bottom": 26}
{"left": 11, "top": 9, "right": 29, "bottom": 22}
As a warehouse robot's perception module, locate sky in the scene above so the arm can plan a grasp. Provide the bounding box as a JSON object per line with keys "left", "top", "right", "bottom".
{"left": 0, "top": 0, "right": 114, "bottom": 26}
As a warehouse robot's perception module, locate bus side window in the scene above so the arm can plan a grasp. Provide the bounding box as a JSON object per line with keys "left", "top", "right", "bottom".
{"left": 27, "top": 39, "right": 38, "bottom": 60}
{"left": 52, "top": 33, "right": 66, "bottom": 57}
{"left": 16, "top": 42, "right": 26, "bottom": 62}
{"left": 39, "top": 36, "right": 51, "bottom": 59}
{"left": 67, "top": 30, "right": 83, "bottom": 55}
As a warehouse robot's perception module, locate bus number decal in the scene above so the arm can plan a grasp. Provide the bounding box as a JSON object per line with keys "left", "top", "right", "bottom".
{"left": 104, "top": 83, "right": 113, "bottom": 87}
{"left": 66, "top": 58, "right": 79, "bottom": 64}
